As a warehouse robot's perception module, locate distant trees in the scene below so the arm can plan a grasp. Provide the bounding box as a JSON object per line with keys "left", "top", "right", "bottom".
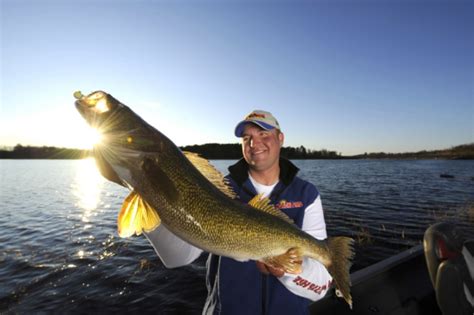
{"left": 352, "top": 143, "right": 474, "bottom": 160}
{"left": 0, "top": 144, "right": 90, "bottom": 159}
{"left": 181, "top": 143, "right": 341, "bottom": 160}
{"left": 280, "top": 146, "right": 340, "bottom": 159}
{"left": 1, "top": 143, "right": 472, "bottom": 160}
{"left": 1, "top": 143, "right": 342, "bottom": 160}
{"left": 180, "top": 143, "right": 242, "bottom": 159}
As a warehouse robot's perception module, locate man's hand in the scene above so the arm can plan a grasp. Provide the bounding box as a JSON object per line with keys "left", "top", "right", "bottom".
{"left": 256, "top": 261, "right": 285, "bottom": 277}
{"left": 256, "top": 259, "right": 304, "bottom": 277}
{"left": 256, "top": 248, "right": 304, "bottom": 277}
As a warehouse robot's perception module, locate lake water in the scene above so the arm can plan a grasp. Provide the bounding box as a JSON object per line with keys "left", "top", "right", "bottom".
{"left": 1, "top": 159, "right": 473, "bottom": 313}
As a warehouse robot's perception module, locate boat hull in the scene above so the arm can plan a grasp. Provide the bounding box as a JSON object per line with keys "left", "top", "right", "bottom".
{"left": 309, "top": 245, "right": 441, "bottom": 315}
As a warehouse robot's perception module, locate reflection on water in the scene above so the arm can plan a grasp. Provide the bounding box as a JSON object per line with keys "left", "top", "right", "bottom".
{"left": 71, "top": 158, "right": 107, "bottom": 260}
{"left": 72, "top": 158, "right": 104, "bottom": 214}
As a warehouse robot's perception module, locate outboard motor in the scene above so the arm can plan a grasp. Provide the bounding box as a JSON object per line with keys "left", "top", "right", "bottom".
{"left": 424, "top": 222, "right": 474, "bottom": 315}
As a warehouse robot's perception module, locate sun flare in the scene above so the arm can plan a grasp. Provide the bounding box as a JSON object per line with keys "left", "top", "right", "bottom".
{"left": 54, "top": 110, "right": 106, "bottom": 150}
{"left": 85, "top": 127, "right": 103, "bottom": 147}
{"left": 72, "top": 125, "right": 103, "bottom": 149}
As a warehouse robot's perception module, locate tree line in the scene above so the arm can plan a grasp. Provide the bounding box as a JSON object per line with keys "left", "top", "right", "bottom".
{"left": 181, "top": 143, "right": 341, "bottom": 159}
{"left": 352, "top": 143, "right": 474, "bottom": 160}
{"left": 0, "top": 144, "right": 91, "bottom": 159}
{"left": 1, "top": 143, "right": 340, "bottom": 160}
{"left": 1, "top": 143, "right": 472, "bottom": 160}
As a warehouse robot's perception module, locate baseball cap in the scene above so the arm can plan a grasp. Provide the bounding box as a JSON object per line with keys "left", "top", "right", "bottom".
{"left": 234, "top": 110, "right": 281, "bottom": 137}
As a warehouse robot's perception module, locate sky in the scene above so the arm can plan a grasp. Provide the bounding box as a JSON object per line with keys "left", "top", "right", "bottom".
{"left": 1, "top": 0, "right": 473, "bottom": 156}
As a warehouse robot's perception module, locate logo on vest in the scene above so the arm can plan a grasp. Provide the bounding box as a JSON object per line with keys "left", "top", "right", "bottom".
{"left": 276, "top": 199, "right": 303, "bottom": 210}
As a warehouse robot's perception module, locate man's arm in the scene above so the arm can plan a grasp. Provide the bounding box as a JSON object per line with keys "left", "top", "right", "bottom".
{"left": 276, "top": 196, "right": 333, "bottom": 301}
{"left": 144, "top": 225, "right": 203, "bottom": 268}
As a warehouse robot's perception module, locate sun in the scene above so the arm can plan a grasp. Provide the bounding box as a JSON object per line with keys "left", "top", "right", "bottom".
{"left": 83, "top": 126, "right": 103, "bottom": 147}
{"left": 66, "top": 119, "right": 104, "bottom": 149}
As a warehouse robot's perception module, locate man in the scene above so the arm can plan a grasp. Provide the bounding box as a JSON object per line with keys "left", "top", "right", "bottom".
{"left": 145, "top": 110, "right": 333, "bottom": 314}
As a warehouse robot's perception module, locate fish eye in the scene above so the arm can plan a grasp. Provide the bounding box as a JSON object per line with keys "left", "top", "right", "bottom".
{"left": 95, "top": 98, "right": 109, "bottom": 113}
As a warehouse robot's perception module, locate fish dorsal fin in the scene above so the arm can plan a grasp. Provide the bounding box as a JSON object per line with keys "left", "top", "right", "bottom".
{"left": 248, "top": 194, "right": 293, "bottom": 224}
{"left": 183, "top": 151, "right": 236, "bottom": 199}
{"left": 118, "top": 190, "right": 161, "bottom": 237}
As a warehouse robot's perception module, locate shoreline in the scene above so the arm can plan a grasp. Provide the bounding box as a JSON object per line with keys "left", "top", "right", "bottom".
{"left": 1, "top": 143, "right": 473, "bottom": 160}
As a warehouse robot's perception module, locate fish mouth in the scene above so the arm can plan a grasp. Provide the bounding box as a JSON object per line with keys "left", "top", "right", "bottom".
{"left": 75, "top": 100, "right": 89, "bottom": 121}
{"left": 74, "top": 90, "right": 112, "bottom": 127}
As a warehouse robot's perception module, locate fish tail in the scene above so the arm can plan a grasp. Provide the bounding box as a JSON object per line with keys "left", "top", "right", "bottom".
{"left": 316, "top": 237, "right": 355, "bottom": 308}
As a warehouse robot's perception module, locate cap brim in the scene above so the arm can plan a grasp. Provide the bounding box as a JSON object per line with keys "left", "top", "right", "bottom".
{"left": 234, "top": 121, "right": 276, "bottom": 137}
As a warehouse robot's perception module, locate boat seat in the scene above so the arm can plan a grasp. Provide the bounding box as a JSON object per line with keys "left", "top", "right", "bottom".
{"left": 424, "top": 222, "right": 474, "bottom": 315}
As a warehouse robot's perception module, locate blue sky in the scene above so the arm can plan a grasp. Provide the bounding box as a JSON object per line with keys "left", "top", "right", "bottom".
{"left": 1, "top": 0, "right": 473, "bottom": 155}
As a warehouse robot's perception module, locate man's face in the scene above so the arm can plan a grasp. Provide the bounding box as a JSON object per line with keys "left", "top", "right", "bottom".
{"left": 241, "top": 123, "right": 284, "bottom": 172}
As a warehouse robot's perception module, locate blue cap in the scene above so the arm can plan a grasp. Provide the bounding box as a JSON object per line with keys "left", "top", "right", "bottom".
{"left": 234, "top": 110, "right": 280, "bottom": 137}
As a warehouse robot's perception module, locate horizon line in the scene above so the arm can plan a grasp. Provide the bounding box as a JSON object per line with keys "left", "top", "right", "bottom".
{"left": 1, "top": 142, "right": 472, "bottom": 157}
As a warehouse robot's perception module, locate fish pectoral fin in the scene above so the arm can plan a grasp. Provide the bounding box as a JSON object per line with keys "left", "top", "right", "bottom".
{"left": 118, "top": 191, "right": 161, "bottom": 238}
{"left": 248, "top": 194, "right": 293, "bottom": 224}
{"left": 263, "top": 247, "right": 303, "bottom": 274}
{"left": 183, "top": 151, "right": 237, "bottom": 199}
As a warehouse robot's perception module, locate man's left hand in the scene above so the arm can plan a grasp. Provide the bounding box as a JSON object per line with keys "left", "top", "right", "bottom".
{"left": 256, "top": 261, "right": 285, "bottom": 277}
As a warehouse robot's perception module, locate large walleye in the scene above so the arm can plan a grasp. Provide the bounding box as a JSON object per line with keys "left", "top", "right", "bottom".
{"left": 74, "top": 90, "right": 354, "bottom": 307}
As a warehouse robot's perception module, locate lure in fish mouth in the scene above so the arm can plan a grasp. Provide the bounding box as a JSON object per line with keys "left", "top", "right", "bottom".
{"left": 73, "top": 90, "right": 355, "bottom": 308}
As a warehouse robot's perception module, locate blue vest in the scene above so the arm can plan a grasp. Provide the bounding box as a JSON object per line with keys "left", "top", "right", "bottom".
{"left": 204, "top": 158, "right": 320, "bottom": 315}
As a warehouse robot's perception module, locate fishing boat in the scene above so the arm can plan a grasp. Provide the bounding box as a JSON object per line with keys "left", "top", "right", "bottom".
{"left": 310, "top": 223, "right": 474, "bottom": 315}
